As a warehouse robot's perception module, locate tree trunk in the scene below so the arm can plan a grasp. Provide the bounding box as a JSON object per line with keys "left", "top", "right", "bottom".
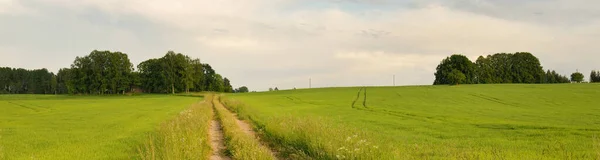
{"left": 171, "top": 83, "right": 175, "bottom": 94}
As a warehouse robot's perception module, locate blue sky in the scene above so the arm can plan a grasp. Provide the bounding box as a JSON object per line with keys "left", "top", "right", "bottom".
{"left": 1, "top": 0, "right": 600, "bottom": 90}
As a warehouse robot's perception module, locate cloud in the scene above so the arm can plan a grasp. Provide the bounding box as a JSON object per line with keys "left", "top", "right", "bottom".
{"left": 0, "top": 0, "right": 34, "bottom": 15}
{"left": 1, "top": 0, "right": 600, "bottom": 90}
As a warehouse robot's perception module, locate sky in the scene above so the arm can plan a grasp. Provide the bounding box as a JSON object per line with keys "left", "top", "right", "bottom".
{"left": 1, "top": 0, "right": 600, "bottom": 91}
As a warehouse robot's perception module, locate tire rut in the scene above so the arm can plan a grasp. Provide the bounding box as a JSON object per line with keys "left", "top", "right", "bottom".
{"left": 215, "top": 96, "right": 279, "bottom": 159}
{"left": 209, "top": 105, "right": 231, "bottom": 160}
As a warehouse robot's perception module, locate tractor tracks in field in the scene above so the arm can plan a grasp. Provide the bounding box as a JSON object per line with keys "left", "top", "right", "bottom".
{"left": 5, "top": 101, "right": 51, "bottom": 112}
{"left": 351, "top": 87, "right": 368, "bottom": 108}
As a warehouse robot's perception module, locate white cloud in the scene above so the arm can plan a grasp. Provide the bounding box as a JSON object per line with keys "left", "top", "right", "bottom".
{"left": 2, "top": 0, "right": 600, "bottom": 90}
{"left": 0, "top": 0, "right": 34, "bottom": 15}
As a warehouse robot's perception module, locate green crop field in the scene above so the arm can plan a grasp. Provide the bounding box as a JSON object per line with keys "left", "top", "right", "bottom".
{"left": 223, "top": 84, "right": 600, "bottom": 159}
{"left": 0, "top": 95, "right": 201, "bottom": 159}
{"left": 2, "top": 84, "right": 600, "bottom": 160}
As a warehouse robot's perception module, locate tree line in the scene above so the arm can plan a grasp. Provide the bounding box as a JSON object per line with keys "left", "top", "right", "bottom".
{"left": 0, "top": 68, "right": 56, "bottom": 94}
{"left": 1, "top": 50, "right": 249, "bottom": 94}
{"left": 434, "top": 52, "right": 572, "bottom": 85}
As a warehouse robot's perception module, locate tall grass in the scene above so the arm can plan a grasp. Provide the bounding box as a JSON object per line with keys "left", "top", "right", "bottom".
{"left": 222, "top": 98, "right": 393, "bottom": 159}
{"left": 212, "top": 95, "right": 275, "bottom": 160}
{"left": 138, "top": 95, "right": 213, "bottom": 160}
{"left": 595, "top": 135, "right": 600, "bottom": 159}
{"left": 0, "top": 131, "right": 3, "bottom": 160}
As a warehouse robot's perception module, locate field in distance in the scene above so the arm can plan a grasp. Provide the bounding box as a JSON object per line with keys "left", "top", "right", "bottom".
{"left": 224, "top": 84, "right": 600, "bottom": 159}
{"left": 0, "top": 94, "right": 201, "bottom": 159}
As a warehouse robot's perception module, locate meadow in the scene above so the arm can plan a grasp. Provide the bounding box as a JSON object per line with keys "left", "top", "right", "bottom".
{"left": 2, "top": 84, "right": 600, "bottom": 160}
{"left": 0, "top": 94, "right": 201, "bottom": 159}
{"left": 223, "top": 84, "right": 600, "bottom": 159}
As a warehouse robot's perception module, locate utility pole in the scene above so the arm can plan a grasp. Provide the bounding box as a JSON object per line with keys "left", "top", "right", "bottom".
{"left": 393, "top": 75, "right": 396, "bottom": 86}
{"left": 309, "top": 78, "right": 312, "bottom": 88}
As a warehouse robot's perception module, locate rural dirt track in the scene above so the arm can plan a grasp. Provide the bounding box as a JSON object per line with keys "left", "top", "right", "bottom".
{"left": 214, "top": 95, "right": 279, "bottom": 159}
{"left": 209, "top": 108, "right": 231, "bottom": 160}
{"left": 233, "top": 113, "right": 256, "bottom": 137}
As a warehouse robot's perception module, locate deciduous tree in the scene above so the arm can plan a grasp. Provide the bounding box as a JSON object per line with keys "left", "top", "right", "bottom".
{"left": 571, "top": 72, "right": 584, "bottom": 83}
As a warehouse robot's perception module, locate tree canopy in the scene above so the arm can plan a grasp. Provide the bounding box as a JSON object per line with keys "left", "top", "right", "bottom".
{"left": 571, "top": 72, "right": 584, "bottom": 83}
{"left": 63, "top": 50, "right": 134, "bottom": 94}
{"left": 434, "top": 54, "right": 476, "bottom": 85}
{"left": 235, "top": 86, "right": 249, "bottom": 93}
{"left": 137, "top": 51, "right": 231, "bottom": 94}
{"left": 1, "top": 50, "right": 235, "bottom": 94}
{"left": 447, "top": 69, "right": 466, "bottom": 85}
{"left": 0, "top": 67, "right": 55, "bottom": 94}
{"left": 590, "top": 70, "right": 600, "bottom": 83}
{"left": 435, "top": 52, "right": 567, "bottom": 85}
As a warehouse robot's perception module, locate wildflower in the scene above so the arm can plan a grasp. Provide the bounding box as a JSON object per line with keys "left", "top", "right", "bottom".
{"left": 358, "top": 139, "right": 366, "bottom": 144}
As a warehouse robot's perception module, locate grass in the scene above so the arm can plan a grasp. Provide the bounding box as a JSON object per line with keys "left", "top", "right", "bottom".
{"left": 223, "top": 84, "right": 600, "bottom": 159}
{"left": 0, "top": 94, "right": 200, "bottom": 159}
{"left": 213, "top": 95, "right": 275, "bottom": 160}
{"left": 137, "top": 94, "right": 212, "bottom": 160}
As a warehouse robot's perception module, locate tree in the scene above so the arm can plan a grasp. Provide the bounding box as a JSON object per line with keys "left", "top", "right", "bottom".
{"left": 475, "top": 56, "right": 493, "bottom": 84}
{"left": 213, "top": 74, "right": 225, "bottom": 92}
{"left": 50, "top": 74, "right": 57, "bottom": 94}
{"left": 202, "top": 64, "right": 217, "bottom": 91}
{"left": 434, "top": 54, "right": 476, "bottom": 85}
{"left": 223, "top": 78, "right": 233, "bottom": 93}
{"left": 274, "top": 87, "right": 279, "bottom": 91}
{"left": 590, "top": 70, "right": 600, "bottom": 83}
{"left": 137, "top": 51, "right": 212, "bottom": 94}
{"left": 160, "top": 51, "right": 189, "bottom": 94}
{"left": 66, "top": 50, "right": 134, "bottom": 94}
{"left": 138, "top": 58, "right": 167, "bottom": 93}
{"left": 1, "top": 50, "right": 232, "bottom": 95}
{"left": 510, "top": 52, "right": 544, "bottom": 83}
{"left": 437, "top": 52, "right": 564, "bottom": 84}
{"left": 447, "top": 69, "right": 466, "bottom": 85}
{"left": 190, "top": 59, "right": 204, "bottom": 92}
{"left": 237, "top": 86, "right": 249, "bottom": 93}
{"left": 0, "top": 67, "right": 11, "bottom": 94}
{"left": 571, "top": 72, "right": 584, "bottom": 83}
{"left": 269, "top": 88, "right": 273, "bottom": 91}
{"left": 129, "top": 71, "right": 142, "bottom": 92}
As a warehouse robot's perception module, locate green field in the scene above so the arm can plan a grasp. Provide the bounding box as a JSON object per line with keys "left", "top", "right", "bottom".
{"left": 2, "top": 84, "right": 600, "bottom": 159}
{"left": 223, "top": 84, "right": 600, "bottom": 159}
{"left": 0, "top": 95, "right": 201, "bottom": 159}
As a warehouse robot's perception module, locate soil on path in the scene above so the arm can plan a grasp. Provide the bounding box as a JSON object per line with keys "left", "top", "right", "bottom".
{"left": 232, "top": 113, "right": 256, "bottom": 137}
{"left": 209, "top": 117, "right": 231, "bottom": 160}
{"left": 216, "top": 97, "right": 279, "bottom": 159}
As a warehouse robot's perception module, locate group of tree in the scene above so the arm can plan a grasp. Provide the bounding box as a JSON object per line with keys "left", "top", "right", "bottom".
{"left": 545, "top": 70, "right": 570, "bottom": 83}
{"left": 434, "top": 52, "right": 571, "bottom": 85}
{"left": 1, "top": 50, "right": 237, "bottom": 94}
{"left": 137, "top": 51, "right": 233, "bottom": 94}
{"left": 590, "top": 70, "right": 600, "bottom": 83}
{"left": 233, "top": 86, "right": 249, "bottom": 93}
{"left": 0, "top": 67, "right": 56, "bottom": 94}
{"left": 56, "top": 50, "right": 134, "bottom": 94}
